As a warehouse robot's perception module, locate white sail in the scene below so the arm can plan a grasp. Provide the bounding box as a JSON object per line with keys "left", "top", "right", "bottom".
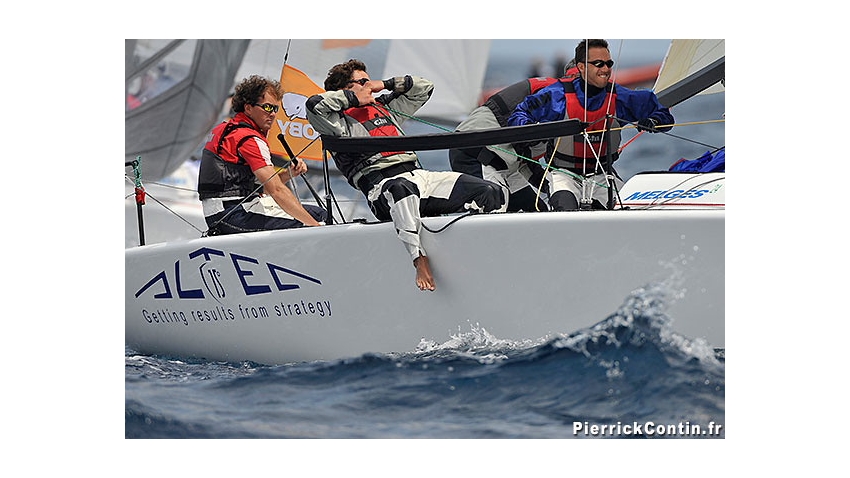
{"left": 654, "top": 39, "right": 725, "bottom": 96}
{"left": 381, "top": 39, "right": 491, "bottom": 122}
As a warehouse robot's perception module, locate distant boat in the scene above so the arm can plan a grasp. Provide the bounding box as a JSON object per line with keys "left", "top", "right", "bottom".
{"left": 125, "top": 39, "right": 725, "bottom": 365}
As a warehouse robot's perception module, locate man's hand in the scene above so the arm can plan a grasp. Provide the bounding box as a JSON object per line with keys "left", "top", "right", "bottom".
{"left": 289, "top": 158, "right": 308, "bottom": 177}
{"left": 352, "top": 82, "right": 377, "bottom": 106}
{"left": 637, "top": 117, "right": 659, "bottom": 133}
{"left": 348, "top": 78, "right": 386, "bottom": 106}
{"left": 366, "top": 80, "right": 386, "bottom": 93}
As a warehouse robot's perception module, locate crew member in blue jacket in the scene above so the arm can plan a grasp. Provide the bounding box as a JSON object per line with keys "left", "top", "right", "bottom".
{"left": 508, "top": 39, "right": 674, "bottom": 211}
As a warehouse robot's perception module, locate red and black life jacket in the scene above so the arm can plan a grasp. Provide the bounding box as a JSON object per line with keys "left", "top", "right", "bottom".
{"left": 197, "top": 118, "right": 264, "bottom": 200}
{"left": 552, "top": 79, "right": 620, "bottom": 166}
{"left": 342, "top": 103, "right": 405, "bottom": 158}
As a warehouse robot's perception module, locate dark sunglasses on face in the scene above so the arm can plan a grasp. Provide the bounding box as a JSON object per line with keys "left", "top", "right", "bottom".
{"left": 347, "top": 78, "right": 370, "bottom": 86}
{"left": 587, "top": 59, "right": 615, "bottom": 68}
{"left": 252, "top": 103, "right": 279, "bottom": 114}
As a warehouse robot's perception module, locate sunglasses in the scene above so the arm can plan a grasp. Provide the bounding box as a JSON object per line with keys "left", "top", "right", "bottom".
{"left": 587, "top": 59, "right": 615, "bottom": 68}
{"left": 347, "top": 78, "right": 370, "bottom": 86}
{"left": 252, "top": 103, "right": 279, "bottom": 114}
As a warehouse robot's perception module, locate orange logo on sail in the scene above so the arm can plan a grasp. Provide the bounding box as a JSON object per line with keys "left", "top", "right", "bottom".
{"left": 268, "top": 64, "right": 326, "bottom": 162}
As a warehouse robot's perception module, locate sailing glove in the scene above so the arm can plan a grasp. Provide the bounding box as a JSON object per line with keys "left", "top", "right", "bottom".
{"left": 637, "top": 117, "right": 659, "bottom": 133}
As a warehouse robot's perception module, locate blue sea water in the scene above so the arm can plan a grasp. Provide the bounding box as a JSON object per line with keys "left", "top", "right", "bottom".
{"left": 125, "top": 62, "right": 726, "bottom": 444}
{"left": 126, "top": 281, "right": 724, "bottom": 440}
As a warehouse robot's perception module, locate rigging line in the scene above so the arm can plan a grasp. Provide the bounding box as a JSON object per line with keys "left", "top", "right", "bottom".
{"left": 610, "top": 39, "right": 625, "bottom": 93}
{"left": 283, "top": 39, "right": 292, "bottom": 67}
{"left": 204, "top": 162, "right": 292, "bottom": 233}
{"left": 566, "top": 113, "right": 612, "bottom": 201}
{"left": 124, "top": 176, "right": 205, "bottom": 234}
{"left": 141, "top": 192, "right": 206, "bottom": 233}
{"left": 384, "top": 101, "right": 613, "bottom": 176}
{"left": 277, "top": 133, "right": 325, "bottom": 208}
{"left": 385, "top": 103, "right": 613, "bottom": 207}
{"left": 575, "top": 41, "right": 616, "bottom": 176}
{"left": 610, "top": 115, "right": 722, "bottom": 150}
{"left": 577, "top": 40, "right": 592, "bottom": 180}
{"left": 597, "top": 42, "right": 625, "bottom": 171}
{"left": 585, "top": 116, "right": 613, "bottom": 177}
{"left": 536, "top": 135, "right": 618, "bottom": 209}
{"left": 582, "top": 38, "right": 589, "bottom": 125}
{"left": 278, "top": 138, "right": 351, "bottom": 226}
{"left": 587, "top": 119, "right": 725, "bottom": 134}
{"left": 277, "top": 43, "right": 350, "bottom": 223}
{"left": 490, "top": 143, "right": 608, "bottom": 188}
{"left": 385, "top": 103, "right": 609, "bottom": 189}
{"left": 618, "top": 131, "right": 644, "bottom": 153}
{"left": 384, "top": 102, "right": 618, "bottom": 209}
{"left": 275, "top": 44, "right": 342, "bottom": 218}
{"left": 294, "top": 136, "right": 348, "bottom": 221}
{"left": 382, "top": 104, "right": 454, "bottom": 132}
{"left": 295, "top": 136, "right": 319, "bottom": 158}
{"left": 124, "top": 174, "right": 198, "bottom": 195}
{"left": 535, "top": 137, "right": 560, "bottom": 210}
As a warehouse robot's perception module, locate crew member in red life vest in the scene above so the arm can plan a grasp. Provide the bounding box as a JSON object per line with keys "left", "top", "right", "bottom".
{"left": 508, "top": 39, "right": 674, "bottom": 211}
{"left": 198, "top": 75, "right": 326, "bottom": 234}
{"left": 305, "top": 59, "right": 504, "bottom": 292}
{"left": 449, "top": 62, "right": 582, "bottom": 212}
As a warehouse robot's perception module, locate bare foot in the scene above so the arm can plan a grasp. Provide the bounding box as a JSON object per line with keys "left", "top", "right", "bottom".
{"left": 413, "top": 255, "right": 436, "bottom": 291}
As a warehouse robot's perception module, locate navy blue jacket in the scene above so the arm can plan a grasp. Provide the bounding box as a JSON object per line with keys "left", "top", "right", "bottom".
{"left": 507, "top": 78, "right": 673, "bottom": 130}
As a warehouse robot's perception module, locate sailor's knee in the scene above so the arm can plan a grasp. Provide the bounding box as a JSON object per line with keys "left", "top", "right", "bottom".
{"left": 480, "top": 181, "right": 506, "bottom": 212}
{"left": 382, "top": 177, "right": 419, "bottom": 201}
{"left": 550, "top": 191, "right": 579, "bottom": 211}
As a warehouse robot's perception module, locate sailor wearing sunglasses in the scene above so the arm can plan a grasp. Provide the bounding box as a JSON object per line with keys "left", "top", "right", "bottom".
{"left": 508, "top": 39, "right": 675, "bottom": 211}
{"left": 198, "top": 75, "right": 326, "bottom": 235}
{"left": 306, "top": 59, "right": 506, "bottom": 292}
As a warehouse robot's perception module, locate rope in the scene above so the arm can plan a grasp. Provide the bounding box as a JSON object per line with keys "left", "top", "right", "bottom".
{"left": 421, "top": 211, "right": 475, "bottom": 233}
{"left": 587, "top": 118, "right": 725, "bottom": 134}
{"left": 124, "top": 176, "right": 206, "bottom": 234}
{"left": 359, "top": 98, "right": 724, "bottom": 216}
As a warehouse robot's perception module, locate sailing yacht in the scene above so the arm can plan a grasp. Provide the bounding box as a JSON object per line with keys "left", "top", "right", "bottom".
{"left": 124, "top": 39, "right": 724, "bottom": 365}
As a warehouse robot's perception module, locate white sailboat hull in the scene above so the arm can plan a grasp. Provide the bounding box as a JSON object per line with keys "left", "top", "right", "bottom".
{"left": 126, "top": 207, "right": 724, "bottom": 364}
